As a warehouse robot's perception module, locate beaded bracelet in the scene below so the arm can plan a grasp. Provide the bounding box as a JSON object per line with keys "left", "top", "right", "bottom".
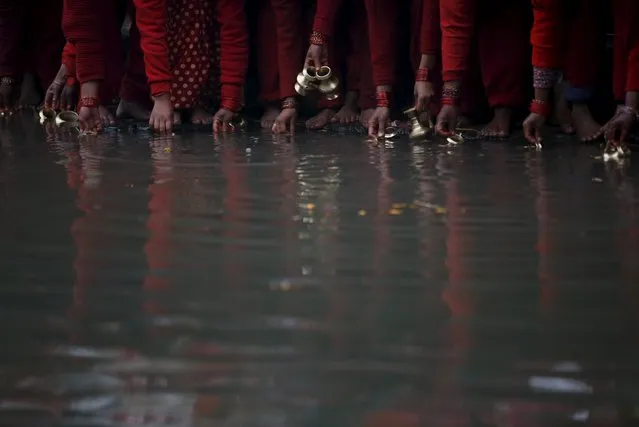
{"left": 415, "top": 68, "right": 429, "bottom": 82}
{"left": 533, "top": 67, "right": 561, "bottom": 89}
{"left": 375, "top": 90, "right": 391, "bottom": 108}
{"left": 310, "top": 30, "right": 327, "bottom": 46}
{"left": 0, "top": 76, "right": 15, "bottom": 86}
{"left": 78, "top": 96, "right": 100, "bottom": 109}
{"left": 441, "top": 82, "right": 460, "bottom": 105}
{"left": 282, "top": 98, "right": 297, "bottom": 109}
{"left": 529, "top": 99, "right": 551, "bottom": 117}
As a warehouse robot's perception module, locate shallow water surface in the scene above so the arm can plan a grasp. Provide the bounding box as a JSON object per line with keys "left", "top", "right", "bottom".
{"left": 1, "top": 113, "right": 639, "bottom": 426}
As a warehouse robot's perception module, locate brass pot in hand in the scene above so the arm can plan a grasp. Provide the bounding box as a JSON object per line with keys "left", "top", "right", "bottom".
{"left": 404, "top": 107, "right": 430, "bottom": 141}
{"left": 302, "top": 66, "right": 318, "bottom": 81}
{"left": 316, "top": 66, "right": 332, "bottom": 81}
{"left": 318, "top": 75, "right": 339, "bottom": 95}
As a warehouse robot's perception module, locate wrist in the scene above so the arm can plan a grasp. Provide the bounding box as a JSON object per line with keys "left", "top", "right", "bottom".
{"left": 310, "top": 30, "right": 327, "bottom": 46}
{"left": 220, "top": 97, "right": 242, "bottom": 113}
{"left": 375, "top": 88, "right": 391, "bottom": 108}
{"left": 625, "top": 91, "right": 638, "bottom": 111}
{"left": 533, "top": 67, "right": 561, "bottom": 90}
{"left": 418, "top": 54, "right": 435, "bottom": 70}
{"left": 441, "top": 81, "right": 460, "bottom": 106}
{"left": 529, "top": 99, "right": 551, "bottom": 117}
{"left": 282, "top": 97, "right": 297, "bottom": 109}
{"left": 152, "top": 92, "right": 170, "bottom": 101}
{"left": 415, "top": 68, "right": 430, "bottom": 82}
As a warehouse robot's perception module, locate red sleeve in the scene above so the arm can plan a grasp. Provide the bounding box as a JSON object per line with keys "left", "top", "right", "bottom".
{"left": 440, "top": 0, "right": 476, "bottom": 82}
{"left": 364, "top": 0, "right": 398, "bottom": 87}
{"left": 62, "top": 0, "right": 105, "bottom": 83}
{"left": 312, "top": 0, "right": 343, "bottom": 38}
{"left": 131, "top": 0, "right": 171, "bottom": 97}
{"left": 420, "top": 0, "right": 441, "bottom": 55}
{"left": 62, "top": 41, "right": 77, "bottom": 78}
{"left": 625, "top": 1, "right": 639, "bottom": 93}
{"left": 530, "top": 0, "right": 564, "bottom": 69}
{"left": 270, "top": 0, "right": 304, "bottom": 99}
{"left": 217, "top": 0, "right": 249, "bottom": 103}
{"left": 0, "top": 0, "right": 22, "bottom": 76}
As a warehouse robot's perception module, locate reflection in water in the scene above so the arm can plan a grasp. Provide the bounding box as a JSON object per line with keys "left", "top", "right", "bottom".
{"left": 0, "top": 114, "right": 639, "bottom": 425}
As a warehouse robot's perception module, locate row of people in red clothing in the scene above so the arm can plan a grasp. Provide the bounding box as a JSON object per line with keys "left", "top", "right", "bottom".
{"left": 0, "top": 0, "right": 637, "bottom": 144}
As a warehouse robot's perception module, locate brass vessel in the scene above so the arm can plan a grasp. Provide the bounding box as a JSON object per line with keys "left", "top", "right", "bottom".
{"left": 39, "top": 107, "right": 56, "bottom": 123}
{"left": 55, "top": 110, "right": 80, "bottom": 126}
{"left": 318, "top": 75, "right": 339, "bottom": 94}
{"left": 316, "top": 66, "right": 332, "bottom": 80}
{"left": 404, "top": 107, "right": 430, "bottom": 140}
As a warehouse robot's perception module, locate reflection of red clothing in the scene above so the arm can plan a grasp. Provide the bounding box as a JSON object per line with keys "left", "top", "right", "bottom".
{"left": 613, "top": 0, "right": 639, "bottom": 100}
{"left": 63, "top": 0, "right": 171, "bottom": 96}
{"left": 531, "top": 0, "right": 599, "bottom": 88}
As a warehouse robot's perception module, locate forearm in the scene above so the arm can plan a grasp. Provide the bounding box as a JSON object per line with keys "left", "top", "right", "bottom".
{"left": 530, "top": 0, "right": 564, "bottom": 69}
{"left": 364, "top": 0, "right": 398, "bottom": 87}
{"left": 132, "top": 0, "right": 172, "bottom": 96}
{"left": 440, "top": 0, "right": 476, "bottom": 83}
{"left": 62, "top": 41, "right": 77, "bottom": 78}
{"left": 62, "top": 0, "right": 105, "bottom": 83}
{"left": 217, "top": 0, "right": 249, "bottom": 111}
{"left": 420, "top": 0, "right": 441, "bottom": 55}
{"left": 270, "top": 0, "right": 304, "bottom": 100}
{"left": 312, "top": 0, "right": 343, "bottom": 39}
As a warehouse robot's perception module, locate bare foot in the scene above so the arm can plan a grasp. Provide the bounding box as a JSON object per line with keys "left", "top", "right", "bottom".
{"left": 190, "top": 107, "right": 212, "bottom": 125}
{"left": 480, "top": 107, "right": 511, "bottom": 139}
{"left": 99, "top": 106, "right": 115, "bottom": 126}
{"left": 360, "top": 108, "right": 374, "bottom": 129}
{"left": 306, "top": 108, "right": 335, "bottom": 129}
{"left": 17, "top": 73, "right": 41, "bottom": 107}
{"left": 333, "top": 104, "right": 358, "bottom": 124}
{"left": 552, "top": 82, "right": 574, "bottom": 134}
{"left": 116, "top": 98, "right": 151, "bottom": 120}
{"left": 571, "top": 103, "right": 601, "bottom": 142}
{"left": 173, "top": 110, "right": 182, "bottom": 126}
{"left": 261, "top": 105, "right": 279, "bottom": 129}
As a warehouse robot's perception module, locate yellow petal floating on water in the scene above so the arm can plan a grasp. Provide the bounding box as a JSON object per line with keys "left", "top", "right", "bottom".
{"left": 358, "top": 210, "right": 367, "bottom": 216}
{"left": 306, "top": 203, "right": 315, "bottom": 210}
{"left": 388, "top": 208, "right": 402, "bottom": 215}
{"left": 392, "top": 203, "right": 407, "bottom": 209}
{"left": 435, "top": 207, "right": 447, "bottom": 214}
{"left": 163, "top": 147, "right": 171, "bottom": 153}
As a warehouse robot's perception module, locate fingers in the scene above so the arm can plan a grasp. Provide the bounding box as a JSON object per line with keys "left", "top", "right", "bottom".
{"left": 435, "top": 114, "right": 449, "bottom": 136}
{"left": 415, "top": 96, "right": 426, "bottom": 113}
{"left": 367, "top": 118, "right": 377, "bottom": 138}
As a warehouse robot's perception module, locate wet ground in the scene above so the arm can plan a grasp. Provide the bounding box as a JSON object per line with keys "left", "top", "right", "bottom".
{"left": 1, "top": 110, "right": 639, "bottom": 426}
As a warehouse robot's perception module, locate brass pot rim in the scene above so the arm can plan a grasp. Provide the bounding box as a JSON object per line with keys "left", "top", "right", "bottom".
{"left": 316, "top": 66, "right": 332, "bottom": 81}
{"left": 302, "top": 66, "right": 318, "bottom": 81}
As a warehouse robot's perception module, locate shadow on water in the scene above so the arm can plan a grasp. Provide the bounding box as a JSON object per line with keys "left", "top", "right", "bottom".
{"left": 0, "top": 110, "right": 639, "bottom": 426}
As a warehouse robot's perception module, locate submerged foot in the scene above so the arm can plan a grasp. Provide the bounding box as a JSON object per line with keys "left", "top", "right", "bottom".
{"left": 571, "top": 103, "right": 601, "bottom": 142}
{"left": 359, "top": 108, "right": 374, "bottom": 129}
{"left": 17, "top": 73, "right": 41, "bottom": 107}
{"left": 552, "top": 83, "right": 574, "bottom": 134}
{"left": 116, "top": 99, "right": 151, "bottom": 121}
{"left": 99, "top": 106, "right": 115, "bottom": 126}
{"left": 306, "top": 108, "right": 335, "bottom": 129}
{"left": 260, "top": 106, "right": 280, "bottom": 129}
{"left": 480, "top": 107, "right": 511, "bottom": 139}
{"left": 333, "top": 104, "right": 358, "bottom": 125}
{"left": 190, "top": 107, "right": 211, "bottom": 125}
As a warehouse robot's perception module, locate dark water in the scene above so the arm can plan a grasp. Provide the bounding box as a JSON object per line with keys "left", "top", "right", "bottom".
{"left": 1, "top": 111, "right": 639, "bottom": 426}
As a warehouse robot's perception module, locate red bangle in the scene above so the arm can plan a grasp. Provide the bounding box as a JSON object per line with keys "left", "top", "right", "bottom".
{"left": 66, "top": 76, "right": 76, "bottom": 88}
{"left": 220, "top": 97, "right": 242, "bottom": 113}
{"left": 529, "top": 99, "right": 551, "bottom": 117}
{"left": 310, "top": 30, "right": 327, "bottom": 46}
{"left": 375, "top": 90, "right": 391, "bottom": 108}
{"left": 415, "top": 68, "right": 429, "bottom": 82}
{"left": 78, "top": 96, "right": 100, "bottom": 109}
